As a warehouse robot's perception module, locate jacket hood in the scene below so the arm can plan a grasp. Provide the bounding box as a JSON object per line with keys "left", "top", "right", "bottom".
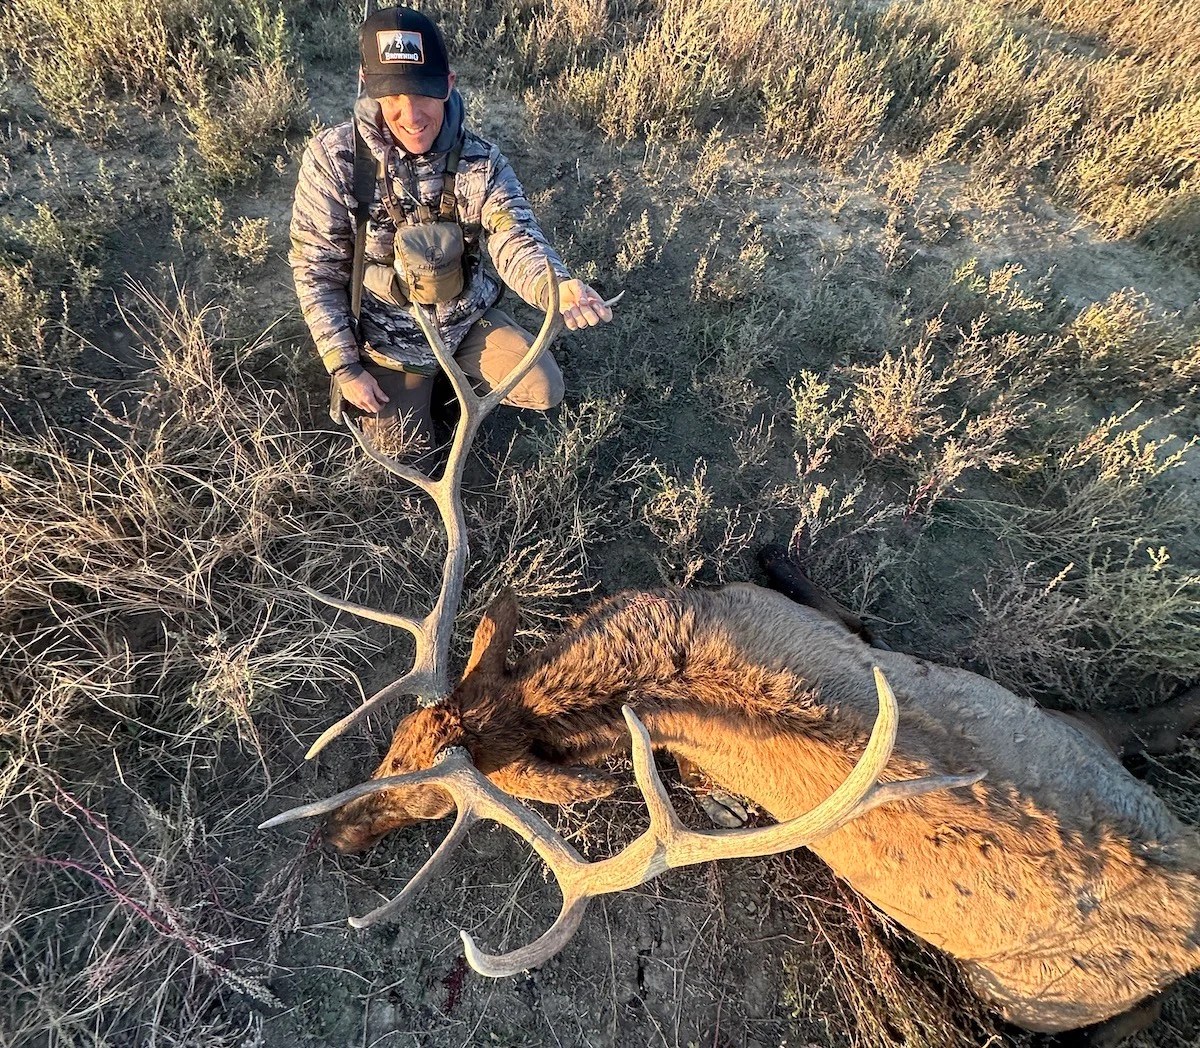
{"left": 354, "top": 88, "right": 464, "bottom": 162}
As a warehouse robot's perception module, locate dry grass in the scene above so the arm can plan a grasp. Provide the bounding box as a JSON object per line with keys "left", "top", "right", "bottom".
{"left": 3, "top": 0, "right": 307, "bottom": 174}
{"left": 419, "top": 0, "right": 1200, "bottom": 256}
{"left": 0, "top": 285, "right": 419, "bottom": 1042}
{"left": 0, "top": 262, "right": 52, "bottom": 373}
{"left": 467, "top": 392, "right": 649, "bottom": 634}
{"left": 985, "top": 0, "right": 1200, "bottom": 71}
{"left": 0, "top": 153, "right": 125, "bottom": 380}
{"left": 771, "top": 851, "right": 1012, "bottom": 1048}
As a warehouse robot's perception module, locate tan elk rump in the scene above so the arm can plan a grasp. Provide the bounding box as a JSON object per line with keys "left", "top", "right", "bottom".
{"left": 295, "top": 582, "right": 1200, "bottom": 1035}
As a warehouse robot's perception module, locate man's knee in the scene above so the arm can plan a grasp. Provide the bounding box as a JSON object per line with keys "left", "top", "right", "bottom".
{"left": 507, "top": 357, "right": 564, "bottom": 411}
{"left": 462, "top": 309, "right": 565, "bottom": 410}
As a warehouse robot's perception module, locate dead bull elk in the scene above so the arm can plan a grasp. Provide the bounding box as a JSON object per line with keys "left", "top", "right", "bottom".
{"left": 263, "top": 272, "right": 1199, "bottom": 1036}
{"left": 266, "top": 574, "right": 1200, "bottom": 1037}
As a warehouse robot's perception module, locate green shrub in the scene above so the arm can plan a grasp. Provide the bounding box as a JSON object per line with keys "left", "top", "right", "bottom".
{"left": 4, "top": 0, "right": 309, "bottom": 155}
{"left": 0, "top": 262, "right": 51, "bottom": 373}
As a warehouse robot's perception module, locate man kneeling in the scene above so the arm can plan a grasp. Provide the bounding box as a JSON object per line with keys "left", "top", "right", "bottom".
{"left": 289, "top": 5, "right": 611, "bottom": 458}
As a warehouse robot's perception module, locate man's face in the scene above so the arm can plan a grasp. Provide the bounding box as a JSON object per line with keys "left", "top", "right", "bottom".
{"left": 379, "top": 72, "right": 456, "bottom": 155}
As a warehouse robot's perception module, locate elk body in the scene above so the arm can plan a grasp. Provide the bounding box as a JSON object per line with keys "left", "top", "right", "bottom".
{"left": 320, "top": 581, "right": 1200, "bottom": 1036}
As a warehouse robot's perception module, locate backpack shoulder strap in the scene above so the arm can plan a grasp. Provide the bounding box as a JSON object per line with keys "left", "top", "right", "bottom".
{"left": 349, "top": 123, "right": 379, "bottom": 324}
{"left": 437, "top": 130, "right": 465, "bottom": 222}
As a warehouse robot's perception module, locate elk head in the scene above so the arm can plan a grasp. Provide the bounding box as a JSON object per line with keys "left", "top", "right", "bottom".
{"left": 323, "top": 590, "right": 621, "bottom": 852}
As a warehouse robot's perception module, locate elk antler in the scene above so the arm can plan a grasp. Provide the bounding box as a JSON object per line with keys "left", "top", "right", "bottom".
{"left": 260, "top": 666, "right": 986, "bottom": 974}
{"left": 300, "top": 264, "right": 564, "bottom": 758}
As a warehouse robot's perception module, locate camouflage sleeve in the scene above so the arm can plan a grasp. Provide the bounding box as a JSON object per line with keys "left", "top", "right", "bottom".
{"left": 481, "top": 146, "right": 571, "bottom": 311}
{"left": 288, "top": 132, "right": 361, "bottom": 372}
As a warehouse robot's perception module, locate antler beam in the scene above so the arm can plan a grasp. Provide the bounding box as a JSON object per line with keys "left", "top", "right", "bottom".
{"left": 302, "top": 264, "right": 564, "bottom": 758}
{"left": 261, "top": 666, "right": 985, "bottom": 974}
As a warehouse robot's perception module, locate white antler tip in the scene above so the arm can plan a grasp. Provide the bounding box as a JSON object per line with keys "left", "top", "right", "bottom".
{"left": 871, "top": 665, "right": 894, "bottom": 701}
{"left": 459, "top": 931, "right": 493, "bottom": 975}
{"left": 620, "top": 704, "right": 651, "bottom": 741}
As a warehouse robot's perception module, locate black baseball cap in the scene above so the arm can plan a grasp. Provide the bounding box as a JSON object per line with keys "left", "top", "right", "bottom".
{"left": 359, "top": 7, "right": 451, "bottom": 99}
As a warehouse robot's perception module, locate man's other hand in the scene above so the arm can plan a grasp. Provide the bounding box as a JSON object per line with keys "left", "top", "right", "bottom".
{"left": 560, "top": 279, "right": 613, "bottom": 331}
{"left": 339, "top": 370, "right": 390, "bottom": 413}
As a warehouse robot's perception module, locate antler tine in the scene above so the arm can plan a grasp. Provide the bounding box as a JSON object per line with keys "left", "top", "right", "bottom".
{"left": 303, "top": 668, "right": 438, "bottom": 760}
{"left": 613, "top": 668, "right": 987, "bottom": 869}
{"left": 459, "top": 895, "right": 590, "bottom": 978}
{"left": 349, "top": 805, "right": 479, "bottom": 929}
{"left": 296, "top": 581, "right": 423, "bottom": 637}
{"left": 303, "top": 264, "right": 565, "bottom": 754}
{"left": 258, "top": 758, "right": 466, "bottom": 828}
{"left": 344, "top": 415, "right": 437, "bottom": 493}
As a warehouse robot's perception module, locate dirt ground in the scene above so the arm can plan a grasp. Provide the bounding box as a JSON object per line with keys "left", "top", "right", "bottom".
{"left": 4, "top": 19, "right": 1200, "bottom": 1048}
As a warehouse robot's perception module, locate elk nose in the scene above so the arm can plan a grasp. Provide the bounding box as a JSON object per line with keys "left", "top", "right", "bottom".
{"left": 322, "top": 814, "right": 369, "bottom": 854}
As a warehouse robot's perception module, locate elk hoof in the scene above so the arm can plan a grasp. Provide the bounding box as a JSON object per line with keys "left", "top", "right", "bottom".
{"left": 698, "top": 789, "right": 749, "bottom": 828}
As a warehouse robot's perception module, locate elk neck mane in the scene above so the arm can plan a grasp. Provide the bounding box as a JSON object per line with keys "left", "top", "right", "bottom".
{"left": 509, "top": 588, "right": 847, "bottom": 732}
{"left": 498, "top": 587, "right": 953, "bottom": 783}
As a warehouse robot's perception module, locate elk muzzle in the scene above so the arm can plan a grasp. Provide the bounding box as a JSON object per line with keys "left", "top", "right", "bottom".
{"left": 323, "top": 785, "right": 455, "bottom": 853}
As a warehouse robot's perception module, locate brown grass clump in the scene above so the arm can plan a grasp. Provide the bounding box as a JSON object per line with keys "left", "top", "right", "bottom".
{"left": 0, "top": 161, "right": 125, "bottom": 380}
{"left": 175, "top": 2, "right": 310, "bottom": 183}
{"left": 429, "top": 0, "right": 1199, "bottom": 255}
{"left": 0, "top": 262, "right": 52, "bottom": 373}
{"left": 986, "top": 0, "right": 1200, "bottom": 72}
{"left": 0, "top": 285, "right": 424, "bottom": 1042}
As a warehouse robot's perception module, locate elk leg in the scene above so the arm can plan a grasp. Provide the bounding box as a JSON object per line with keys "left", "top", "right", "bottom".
{"left": 1069, "top": 686, "right": 1200, "bottom": 760}
{"left": 675, "top": 755, "right": 749, "bottom": 829}
{"left": 488, "top": 758, "right": 621, "bottom": 805}
{"left": 758, "top": 544, "right": 885, "bottom": 648}
{"left": 1076, "top": 994, "right": 1163, "bottom": 1048}
{"left": 1117, "top": 686, "right": 1200, "bottom": 757}
{"left": 1046, "top": 710, "right": 1126, "bottom": 760}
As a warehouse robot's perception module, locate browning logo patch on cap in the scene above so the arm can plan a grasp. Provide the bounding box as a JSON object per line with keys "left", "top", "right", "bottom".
{"left": 360, "top": 8, "right": 448, "bottom": 98}
{"left": 377, "top": 30, "right": 424, "bottom": 64}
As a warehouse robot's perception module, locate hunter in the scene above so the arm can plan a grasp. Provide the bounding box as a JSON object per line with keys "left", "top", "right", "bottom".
{"left": 289, "top": 5, "right": 612, "bottom": 453}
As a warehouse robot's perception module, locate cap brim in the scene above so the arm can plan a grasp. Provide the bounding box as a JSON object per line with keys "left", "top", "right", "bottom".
{"left": 363, "top": 72, "right": 449, "bottom": 100}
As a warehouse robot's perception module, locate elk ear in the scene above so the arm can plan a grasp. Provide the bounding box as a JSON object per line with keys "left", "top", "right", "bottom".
{"left": 489, "top": 758, "right": 622, "bottom": 804}
{"left": 463, "top": 589, "right": 518, "bottom": 679}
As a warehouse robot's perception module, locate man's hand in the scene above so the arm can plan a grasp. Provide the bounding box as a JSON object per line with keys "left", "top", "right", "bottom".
{"left": 560, "top": 278, "right": 614, "bottom": 331}
{"left": 339, "top": 370, "right": 390, "bottom": 413}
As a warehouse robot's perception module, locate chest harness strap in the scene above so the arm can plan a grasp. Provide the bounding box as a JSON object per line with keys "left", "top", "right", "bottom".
{"left": 379, "top": 132, "right": 464, "bottom": 227}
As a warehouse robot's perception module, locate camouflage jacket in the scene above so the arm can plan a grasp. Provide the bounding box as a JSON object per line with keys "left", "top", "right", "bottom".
{"left": 289, "top": 92, "right": 570, "bottom": 374}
